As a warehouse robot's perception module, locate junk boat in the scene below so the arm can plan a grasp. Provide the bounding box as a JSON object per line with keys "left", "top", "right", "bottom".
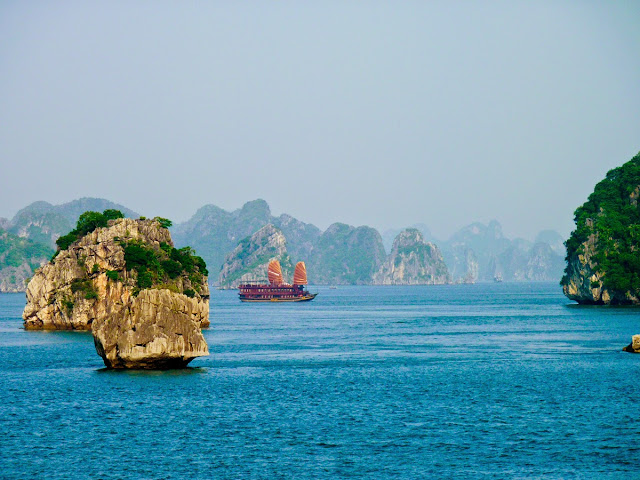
{"left": 238, "top": 260, "right": 317, "bottom": 302}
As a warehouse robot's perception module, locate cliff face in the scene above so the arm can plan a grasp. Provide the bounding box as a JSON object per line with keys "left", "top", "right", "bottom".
{"left": 23, "top": 218, "right": 209, "bottom": 330}
{"left": 442, "top": 245, "right": 479, "bottom": 284}
{"left": 562, "top": 152, "right": 640, "bottom": 304}
{"left": 93, "top": 288, "right": 209, "bottom": 369}
{"left": 373, "top": 229, "right": 450, "bottom": 285}
{"left": 562, "top": 221, "right": 610, "bottom": 303}
{"left": 274, "top": 213, "right": 320, "bottom": 262}
{"left": 524, "top": 243, "right": 565, "bottom": 281}
{"left": 218, "top": 224, "right": 292, "bottom": 288}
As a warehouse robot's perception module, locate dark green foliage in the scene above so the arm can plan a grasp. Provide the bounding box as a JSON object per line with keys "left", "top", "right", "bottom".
{"left": 91, "top": 263, "right": 99, "bottom": 274}
{"left": 183, "top": 289, "right": 195, "bottom": 298}
{"left": 137, "top": 270, "right": 153, "bottom": 289}
{"left": 70, "top": 278, "right": 88, "bottom": 293}
{"left": 7, "top": 199, "right": 138, "bottom": 250}
{"left": 192, "top": 255, "right": 208, "bottom": 276}
{"left": 171, "top": 247, "right": 194, "bottom": 272}
{"left": 121, "top": 240, "right": 207, "bottom": 294}
{"left": 55, "top": 209, "right": 125, "bottom": 252}
{"left": 56, "top": 233, "right": 77, "bottom": 251}
{"left": 161, "top": 259, "right": 183, "bottom": 279}
{"left": 563, "top": 151, "right": 640, "bottom": 296}
{"left": 105, "top": 270, "right": 119, "bottom": 281}
{"left": 103, "top": 209, "right": 125, "bottom": 221}
{"left": 84, "top": 290, "right": 99, "bottom": 300}
{"left": 154, "top": 217, "right": 172, "bottom": 229}
{"left": 123, "top": 243, "right": 159, "bottom": 272}
{"left": 75, "top": 211, "right": 109, "bottom": 237}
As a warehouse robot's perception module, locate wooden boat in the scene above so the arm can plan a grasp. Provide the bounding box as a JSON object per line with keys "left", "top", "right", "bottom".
{"left": 238, "top": 260, "right": 317, "bottom": 302}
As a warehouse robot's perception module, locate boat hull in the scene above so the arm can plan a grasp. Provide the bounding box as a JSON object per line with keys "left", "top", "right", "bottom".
{"left": 239, "top": 294, "right": 317, "bottom": 303}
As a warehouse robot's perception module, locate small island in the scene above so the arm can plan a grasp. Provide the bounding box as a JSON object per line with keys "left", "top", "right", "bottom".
{"left": 561, "top": 151, "right": 640, "bottom": 304}
{"left": 23, "top": 209, "right": 210, "bottom": 368}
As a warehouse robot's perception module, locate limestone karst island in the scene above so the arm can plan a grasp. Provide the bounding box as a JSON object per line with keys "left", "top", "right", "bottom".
{"left": 561, "top": 151, "right": 640, "bottom": 305}
{"left": 22, "top": 209, "right": 210, "bottom": 369}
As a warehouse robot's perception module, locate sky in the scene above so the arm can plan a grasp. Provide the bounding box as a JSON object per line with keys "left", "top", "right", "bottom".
{"left": 1, "top": 1, "right": 639, "bottom": 241}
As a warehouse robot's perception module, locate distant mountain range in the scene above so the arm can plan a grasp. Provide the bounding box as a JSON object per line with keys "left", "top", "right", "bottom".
{"left": 0, "top": 198, "right": 139, "bottom": 292}
{"left": 7, "top": 198, "right": 139, "bottom": 248}
{"left": 173, "top": 200, "right": 565, "bottom": 285}
{"left": 383, "top": 220, "right": 565, "bottom": 283}
{"left": 0, "top": 197, "right": 566, "bottom": 291}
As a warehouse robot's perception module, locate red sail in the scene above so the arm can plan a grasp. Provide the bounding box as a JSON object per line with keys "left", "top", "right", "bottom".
{"left": 268, "top": 259, "right": 283, "bottom": 285}
{"left": 293, "top": 262, "right": 308, "bottom": 285}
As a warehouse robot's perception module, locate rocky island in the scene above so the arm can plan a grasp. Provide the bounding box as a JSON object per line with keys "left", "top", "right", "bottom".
{"left": 307, "top": 223, "right": 387, "bottom": 285}
{"left": 562, "top": 151, "right": 640, "bottom": 304}
{"left": 373, "top": 228, "right": 450, "bottom": 285}
{"left": 23, "top": 209, "right": 210, "bottom": 368}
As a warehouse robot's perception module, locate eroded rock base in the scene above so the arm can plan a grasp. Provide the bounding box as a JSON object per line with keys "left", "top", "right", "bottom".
{"left": 92, "top": 289, "right": 209, "bottom": 369}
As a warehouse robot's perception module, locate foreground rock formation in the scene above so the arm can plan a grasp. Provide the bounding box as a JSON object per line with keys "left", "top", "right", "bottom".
{"left": 218, "top": 224, "right": 292, "bottom": 288}
{"left": 93, "top": 289, "right": 209, "bottom": 368}
{"left": 562, "top": 152, "right": 640, "bottom": 304}
{"left": 373, "top": 229, "right": 450, "bottom": 285}
{"left": 23, "top": 217, "right": 209, "bottom": 329}
{"left": 22, "top": 215, "right": 210, "bottom": 368}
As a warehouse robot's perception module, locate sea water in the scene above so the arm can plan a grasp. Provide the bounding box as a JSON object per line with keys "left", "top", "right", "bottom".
{"left": 1, "top": 283, "right": 639, "bottom": 479}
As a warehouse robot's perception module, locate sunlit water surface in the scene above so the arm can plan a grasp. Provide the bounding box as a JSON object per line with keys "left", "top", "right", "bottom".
{"left": 1, "top": 283, "right": 639, "bottom": 479}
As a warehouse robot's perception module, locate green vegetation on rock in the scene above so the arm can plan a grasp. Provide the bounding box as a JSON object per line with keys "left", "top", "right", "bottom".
{"left": 121, "top": 240, "right": 208, "bottom": 294}
{"left": 70, "top": 278, "right": 99, "bottom": 300}
{"left": 56, "top": 209, "right": 125, "bottom": 251}
{"left": 105, "top": 270, "right": 119, "bottom": 281}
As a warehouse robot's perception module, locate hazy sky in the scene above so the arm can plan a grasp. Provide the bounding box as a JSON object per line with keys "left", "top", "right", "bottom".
{"left": 1, "top": 1, "right": 639, "bottom": 240}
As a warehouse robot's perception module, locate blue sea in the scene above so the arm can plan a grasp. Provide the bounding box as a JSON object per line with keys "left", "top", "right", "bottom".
{"left": 1, "top": 283, "right": 639, "bottom": 479}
